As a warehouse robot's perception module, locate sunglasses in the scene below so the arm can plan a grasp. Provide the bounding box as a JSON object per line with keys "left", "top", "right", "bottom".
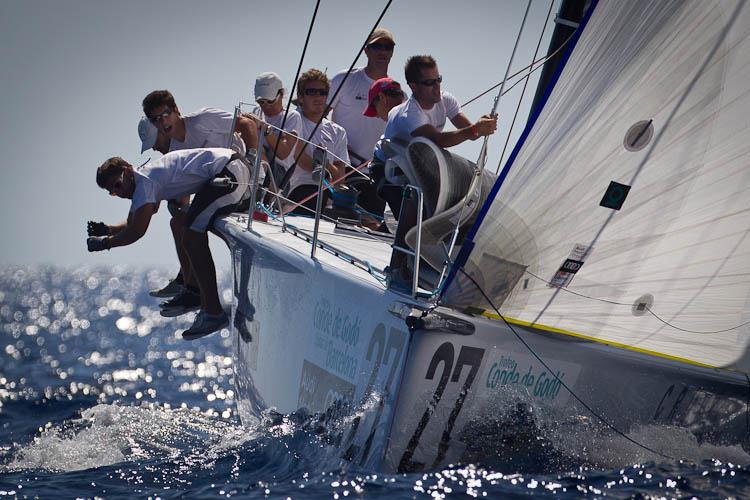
{"left": 367, "top": 42, "right": 395, "bottom": 51}
{"left": 416, "top": 75, "right": 442, "bottom": 87}
{"left": 303, "top": 88, "right": 329, "bottom": 97}
{"left": 148, "top": 108, "right": 173, "bottom": 124}
{"left": 256, "top": 91, "right": 281, "bottom": 106}
{"left": 383, "top": 89, "right": 404, "bottom": 98}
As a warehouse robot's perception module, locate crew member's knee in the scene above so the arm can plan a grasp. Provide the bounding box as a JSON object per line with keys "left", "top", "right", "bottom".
{"left": 170, "top": 215, "right": 185, "bottom": 234}
{"left": 182, "top": 228, "right": 207, "bottom": 250}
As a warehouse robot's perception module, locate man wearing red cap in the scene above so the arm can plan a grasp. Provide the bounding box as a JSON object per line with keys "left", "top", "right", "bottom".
{"left": 328, "top": 28, "right": 396, "bottom": 222}
{"left": 362, "top": 77, "right": 406, "bottom": 217}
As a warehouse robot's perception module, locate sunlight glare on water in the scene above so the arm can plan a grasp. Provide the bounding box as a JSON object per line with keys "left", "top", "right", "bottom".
{"left": 0, "top": 266, "right": 748, "bottom": 498}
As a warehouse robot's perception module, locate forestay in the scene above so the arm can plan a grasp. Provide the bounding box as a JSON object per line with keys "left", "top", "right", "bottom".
{"left": 442, "top": 0, "right": 750, "bottom": 371}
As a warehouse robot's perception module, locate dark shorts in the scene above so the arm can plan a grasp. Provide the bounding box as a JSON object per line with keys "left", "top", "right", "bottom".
{"left": 356, "top": 179, "right": 386, "bottom": 218}
{"left": 185, "top": 158, "right": 249, "bottom": 232}
{"left": 288, "top": 184, "right": 330, "bottom": 216}
{"left": 370, "top": 159, "right": 404, "bottom": 220}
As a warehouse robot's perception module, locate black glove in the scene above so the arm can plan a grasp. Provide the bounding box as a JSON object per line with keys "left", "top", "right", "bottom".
{"left": 87, "top": 221, "right": 109, "bottom": 237}
{"left": 87, "top": 236, "right": 111, "bottom": 252}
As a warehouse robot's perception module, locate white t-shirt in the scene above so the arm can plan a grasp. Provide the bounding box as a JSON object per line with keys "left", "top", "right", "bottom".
{"left": 374, "top": 91, "right": 461, "bottom": 161}
{"left": 168, "top": 107, "right": 246, "bottom": 155}
{"left": 288, "top": 115, "right": 349, "bottom": 191}
{"left": 251, "top": 106, "right": 303, "bottom": 170}
{"left": 329, "top": 68, "right": 386, "bottom": 164}
{"left": 131, "top": 148, "right": 235, "bottom": 212}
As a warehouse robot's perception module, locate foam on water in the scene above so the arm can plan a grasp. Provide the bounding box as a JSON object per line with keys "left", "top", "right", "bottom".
{"left": 549, "top": 420, "right": 750, "bottom": 469}
{"left": 3, "top": 403, "right": 252, "bottom": 473}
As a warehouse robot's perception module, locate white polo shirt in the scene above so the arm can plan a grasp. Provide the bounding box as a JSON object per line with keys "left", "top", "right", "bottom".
{"left": 374, "top": 91, "right": 461, "bottom": 161}
{"left": 131, "top": 148, "right": 235, "bottom": 212}
{"left": 329, "top": 68, "right": 386, "bottom": 164}
{"left": 288, "top": 115, "right": 349, "bottom": 192}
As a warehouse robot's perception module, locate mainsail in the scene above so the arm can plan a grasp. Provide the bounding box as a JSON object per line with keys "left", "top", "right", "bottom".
{"left": 442, "top": 0, "right": 750, "bottom": 371}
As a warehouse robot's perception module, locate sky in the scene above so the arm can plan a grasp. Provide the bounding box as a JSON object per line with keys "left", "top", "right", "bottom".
{"left": 0, "top": 0, "right": 557, "bottom": 269}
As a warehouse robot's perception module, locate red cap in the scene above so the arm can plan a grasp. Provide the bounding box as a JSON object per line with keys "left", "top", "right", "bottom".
{"left": 363, "top": 78, "right": 402, "bottom": 117}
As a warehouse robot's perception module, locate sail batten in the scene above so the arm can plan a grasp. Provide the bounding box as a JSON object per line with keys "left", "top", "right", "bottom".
{"left": 443, "top": 0, "right": 750, "bottom": 371}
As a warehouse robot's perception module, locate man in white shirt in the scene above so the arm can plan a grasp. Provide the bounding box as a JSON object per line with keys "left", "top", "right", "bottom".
{"left": 246, "top": 72, "right": 302, "bottom": 187}
{"left": 378, "top": 55, "right": 498, "bottom": 289}
{"left": 287, "top": 69, "right": 349, "bottom": 216}
{"left": 328, "top": 28, "right": 395, "bottom": 219}
{"left": 137, "top": 90, "right": 259, "bottom": 315}
{"left": 380, "top": 55, "right": 497, "bottom": 155}
{"left": 142, "top": 90, "right": 256, "bottom": 155}
{"left": 86, "top": 148, "right": 249, "bottom": 339}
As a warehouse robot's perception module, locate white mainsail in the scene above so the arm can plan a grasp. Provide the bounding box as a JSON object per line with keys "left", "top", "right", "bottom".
{"left": 443, "top": 0, "right": 750, "bottom": 371}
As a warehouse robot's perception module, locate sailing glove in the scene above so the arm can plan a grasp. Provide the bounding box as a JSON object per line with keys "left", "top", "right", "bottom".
{"left": 87, "top": 236, "right": 111, "bottom": 252}
{"left": 87, "top": 220, "right": 109, "bottom": 237}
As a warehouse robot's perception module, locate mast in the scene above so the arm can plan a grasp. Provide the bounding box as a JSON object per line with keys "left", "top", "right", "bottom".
{"left": 529, "top": 0, "right": 589, "bottom": 120}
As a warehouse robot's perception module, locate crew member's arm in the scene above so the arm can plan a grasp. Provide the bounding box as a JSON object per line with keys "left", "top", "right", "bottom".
{"left": 330, "top": 160, "right": 346, "bottom": 180}
{"left": 109, "top": 203, "right": 156, "bottom": 248}
{"left": 245, "top": 113, "right": 299, "bottom": 162}
{"left": 294, "top": 142, "right": 344, "bottom": 179}
{"left": 87, "top": 204, "right": 156, "bottom": 252}
{"left": 410, "top": 113, "right": 497, "bottom": 148}
{"left": 235, "top": 116, "right": 259, "bottom": 151}
{"left": 108, "top": 221, "right": 128, "bottom": 235}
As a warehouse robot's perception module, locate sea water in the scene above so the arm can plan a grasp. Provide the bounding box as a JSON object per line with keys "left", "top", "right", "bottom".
{"left": 0, "top": 266, "right": 748, "bottom": 498}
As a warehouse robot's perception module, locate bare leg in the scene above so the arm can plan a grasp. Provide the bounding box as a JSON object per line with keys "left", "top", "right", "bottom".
{"left": 182, "top": 229, "right": 222, "bottom": 315}
{"left": 170, "top": 213, "right": 198, "bottom": 288}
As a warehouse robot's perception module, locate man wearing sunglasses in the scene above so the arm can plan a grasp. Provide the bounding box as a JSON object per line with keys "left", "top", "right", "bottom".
{"left": 86, "top": 148, "right": 249, "bottom": 339}
{"left": 246, "top": 72, "right": 302, "bottom": 187}
{"left": 134, "top": 90, "right": 258, "bottom": 317}
{"left": 384, "top": 55, "right": 497, "bottom": 150}
{"left": 287, "top": 69, "right": 349, "bottom": 215}
{"left": 376, "top": 55, "right": 497, "bottom": 289}
{"left": 328, "top": 28, "right": 396, "bottom": 222}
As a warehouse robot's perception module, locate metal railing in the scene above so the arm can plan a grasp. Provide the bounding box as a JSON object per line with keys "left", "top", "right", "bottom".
{"left": 389, "top": 185, "right": 424, "bottom": 298}
{"left": 231, "top": 105, "right": 430, "bottom": 298}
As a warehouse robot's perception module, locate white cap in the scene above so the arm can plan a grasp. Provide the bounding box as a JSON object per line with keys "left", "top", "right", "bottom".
{"left": 254, "top": 72, "right": 284, "bottom": 101}
{"left": 138, "top": 116, "right": 158, "bottom": 153}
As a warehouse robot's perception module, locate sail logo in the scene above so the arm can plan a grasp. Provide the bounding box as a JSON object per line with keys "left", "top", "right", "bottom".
{"left": 549, "top": 243, "right": 592, "bottom": 288}
{"left": 599, "top": 181, "right": 631, "bottom": 210}
{"left": 560, "top": 259, "right": 583, "bottom": 273}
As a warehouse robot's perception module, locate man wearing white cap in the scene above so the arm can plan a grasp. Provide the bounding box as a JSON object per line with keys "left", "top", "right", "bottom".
{"left": 246, "top": 72, "right": 302, "bottom": 187}
{"left": 328, "top": 28, "right": 396, "bottom": 221}
{"left": 137, "top": 116, "right": 170, "bottom": 155}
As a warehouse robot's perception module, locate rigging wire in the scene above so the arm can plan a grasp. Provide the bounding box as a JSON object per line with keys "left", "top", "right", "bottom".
{"left": 495, "top": 0, "right": 555, "bottom": 175}
{"left": 457, "top": 267, "right": 675, "bottom": 461}
{"left": 524, "top": 270, "right": 750, "bottom": 334}
{"left": 437, "top": 0, "right": 533, "bottom": 295}
{"left": 278, "top": 0, "right": 394, "bottom": 193}
{"left": 476, "top": 0, "right": 531, "bottom": 171}
{"left": 271, "top": 0, "right": 321, "bottom": 171}
{"left": 461, "top": 27, "right": 578, "bottom": 109}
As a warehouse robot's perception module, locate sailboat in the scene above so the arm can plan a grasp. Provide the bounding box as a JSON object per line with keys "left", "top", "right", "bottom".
{"left": 216, "top": 0, "right": 750, "bottom": 471}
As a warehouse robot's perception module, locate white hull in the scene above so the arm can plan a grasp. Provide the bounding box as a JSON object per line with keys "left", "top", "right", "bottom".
{"left": 218, "top": 215, "right": 749, "bottom": 472}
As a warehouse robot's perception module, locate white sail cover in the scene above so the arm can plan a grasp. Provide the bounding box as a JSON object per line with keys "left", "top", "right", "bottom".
{"left": 443, "top": 0, "right": 750, "bottom": 371}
